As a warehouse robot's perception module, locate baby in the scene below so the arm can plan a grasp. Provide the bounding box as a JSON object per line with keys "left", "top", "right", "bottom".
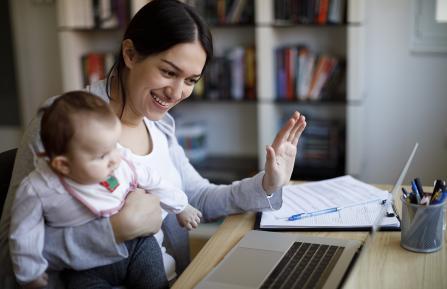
{"left": 9, "top": 91, "right": 201, "bottom": 288}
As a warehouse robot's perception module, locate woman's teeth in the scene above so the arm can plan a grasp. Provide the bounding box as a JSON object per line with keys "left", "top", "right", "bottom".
{"left": 152, "top": 94, "right": 168, "bottom": 107}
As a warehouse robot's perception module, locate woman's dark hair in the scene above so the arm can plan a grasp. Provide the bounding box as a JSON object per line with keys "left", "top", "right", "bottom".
{"left": 106, "top": 0, "right": 213, "bottom": 116}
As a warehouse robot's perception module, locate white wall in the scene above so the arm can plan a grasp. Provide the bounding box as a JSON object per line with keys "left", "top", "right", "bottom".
{"left": 10, "top": 0, "right": 61, "bottom": 128}
{"left": 360, "top": 0, "right": 447, "bottom": 185}
{"left": 1, "top": 0, "right": 61, "bottom": 152}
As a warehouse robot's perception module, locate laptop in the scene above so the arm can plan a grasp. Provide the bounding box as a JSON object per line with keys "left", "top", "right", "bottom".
{"left": 193, "top": 143, "right": 418, "bottom": 289}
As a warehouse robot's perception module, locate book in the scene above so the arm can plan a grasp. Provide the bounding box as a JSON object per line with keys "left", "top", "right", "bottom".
{"left": 175, "top": 122, "right": 208, "bottom": 162}
{"left": 308, "top": 55, "right": 338, "bottom": 100}
{"left": 258, "top": 176, "right": 400, "bottom": 231}
{"left": 58, "top": 0, "right": 129, "bottom": 29}
{"left": 83, "top": 53, "right": 105, "bottom": 85}
{"left": 203, "top": 56, "right": 231, "bottom": 100}
{"left": 284, "top": 47, "right": 297, "bottom": 100}
{"left": 273, "top": 0, "right": 347, "bottom": 25}
{"left": 295, "top": 119, "right": 341, "bottom": 169}
{"left": 81, "top": 52, "right": 115, "bottom": 86}
{"left": 317, "top": 0, "right": 330, "bottom": 24}
{"left": 244, "top": 46, "right": 256, "bottom": 100}
{"left": 328, "top": 0, "right": 347, "bottom": 24}
{"left": 227, "top": 47, "right": 245, "bottom": 100}
{"left": 275, "top": 47, "right": 286, "bottom": 100}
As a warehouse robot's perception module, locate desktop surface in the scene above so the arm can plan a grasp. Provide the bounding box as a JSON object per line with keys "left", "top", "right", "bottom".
{"left": 172, "top": 184, "right": 447, "bottom": 289}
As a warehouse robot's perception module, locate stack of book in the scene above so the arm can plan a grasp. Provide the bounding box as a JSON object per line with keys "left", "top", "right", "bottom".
{"left": 58, "top": 0, "right": 130, "bottom": 29}
{"left": 192, "top": 46, "right": 256, "bottom": 101}
{"left": 292, "top": 118, "right": 344, "bottom": 171}
{"left": 175, "top": 122, "right": 208, "bottom": 163}
{"left": 186, "top": 0, "right": 254, "bottom": 25}
{"left": 274, "top": 0, "right": 347, "bottom": 25}
{"left": 275, "top": 45, "right": 345, "bottom": 101}
{"left": 81, "top": 52, "right": 116, "bottom": 86}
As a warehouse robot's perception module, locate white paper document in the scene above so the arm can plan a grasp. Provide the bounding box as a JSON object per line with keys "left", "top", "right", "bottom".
{"left": 260, "top": 176, "right": 400, "bottom": 229}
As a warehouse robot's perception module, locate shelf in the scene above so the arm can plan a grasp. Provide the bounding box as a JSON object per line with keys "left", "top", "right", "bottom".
{"left": 292, "top": 164, "right": 345, "bottom": 181}
{"left": 185, "top": 98, "right": 257, "bottom": 104}
{"left": 57, "top": 0, "right": 365, "bottom": 181}
{"left": 209, "top": 23, "right": 254, "bottom": 28}
{"left": 182, "top": 98, "right": 356, "bottom": 106}
{"left": 263, "top": 22, "right": 349, "bottom": 28}
{"left": 58, "top": 27, "right": 124, "bottom": 32}
{"left": 274, "top": 98, "right": 346, "bottom": 105}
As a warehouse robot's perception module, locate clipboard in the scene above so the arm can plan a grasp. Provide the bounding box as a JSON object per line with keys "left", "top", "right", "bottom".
{"left": 255, "top": 176, "right": 401, "bottom": 231}
{"left": 255, "top": 143, "right": 418, "bottom": 232}
{"left": 254, "top": 211, "right": 401, "bottom": 232}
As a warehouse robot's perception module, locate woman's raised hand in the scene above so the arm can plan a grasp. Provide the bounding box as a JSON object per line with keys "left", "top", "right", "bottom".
{"left": 262, "top": 111, "right": 306, "bottom": 194}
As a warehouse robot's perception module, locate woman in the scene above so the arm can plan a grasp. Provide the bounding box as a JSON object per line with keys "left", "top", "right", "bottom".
{"left": 0, "top": 0, "right": 306, "bottom": 288}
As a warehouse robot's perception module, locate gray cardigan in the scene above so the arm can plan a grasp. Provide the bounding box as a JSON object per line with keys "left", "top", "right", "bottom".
{"left": 0, "top": 81, "right": 283, "bottom": 288}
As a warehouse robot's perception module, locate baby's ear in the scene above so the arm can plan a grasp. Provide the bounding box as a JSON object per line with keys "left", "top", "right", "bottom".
{"left": 50, "top": 155, "right": 71, "bottom": 176}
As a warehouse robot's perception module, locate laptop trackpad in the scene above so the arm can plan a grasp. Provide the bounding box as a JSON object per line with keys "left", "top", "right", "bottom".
{"left": 207, "top": 247, "right": 283, "bottom": 288}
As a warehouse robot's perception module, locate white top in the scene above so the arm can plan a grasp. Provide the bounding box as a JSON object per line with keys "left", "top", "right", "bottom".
{"left": 119, "top": 120, "right": 185, "bottom": 281}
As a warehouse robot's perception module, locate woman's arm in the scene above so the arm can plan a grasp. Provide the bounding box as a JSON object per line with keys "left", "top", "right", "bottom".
{"left": 157, "top": 121, "right": 273, "bottom": 221}
{"left": 161, "top": 112, "right": 306, "bottom": 222}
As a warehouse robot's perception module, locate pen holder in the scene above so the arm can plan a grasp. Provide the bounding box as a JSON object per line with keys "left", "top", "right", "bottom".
{"left": 400, "top": 196, "right": 446, "bottom": 253}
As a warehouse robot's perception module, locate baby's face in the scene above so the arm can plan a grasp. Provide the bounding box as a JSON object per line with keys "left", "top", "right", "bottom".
{"left": 64, "top": 116, "right": 122, "bottom": 185}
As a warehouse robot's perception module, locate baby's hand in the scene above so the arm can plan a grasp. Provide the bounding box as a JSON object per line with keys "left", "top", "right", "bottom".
{"left": 22, "top": 273, "right": 48, "bottom": 289}
{"left": 176, "top": 205, "right": 202, "bottom": 230}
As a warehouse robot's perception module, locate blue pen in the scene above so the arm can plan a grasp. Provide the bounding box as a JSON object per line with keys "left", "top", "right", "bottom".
{"left": 411, "top": 180, "right": 421, "bottom": 204}
{"left": 414, "top": 178, "right": 424, "bottom": 198}
{"left": 288, "top": 207, "right": 339, "bottom": 221}
{"left": 287, "top": 199, "right": 385, "bottom": 221}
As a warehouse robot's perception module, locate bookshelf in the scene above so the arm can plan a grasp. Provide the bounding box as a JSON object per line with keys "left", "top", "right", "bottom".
{"left": 56, "top": 0, "right": 365, "bottom": 182}
{"left": 255, "top": 0, "right": 365, "bottom": 180}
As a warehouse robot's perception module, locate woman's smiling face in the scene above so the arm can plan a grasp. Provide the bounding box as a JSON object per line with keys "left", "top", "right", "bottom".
{"left": 122, "top": 40, "right": 207, "bottom": 121}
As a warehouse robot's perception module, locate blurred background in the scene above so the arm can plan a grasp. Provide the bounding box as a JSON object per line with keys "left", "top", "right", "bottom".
{"left": 1, "top": 0, "right": 447, "bottom": 187}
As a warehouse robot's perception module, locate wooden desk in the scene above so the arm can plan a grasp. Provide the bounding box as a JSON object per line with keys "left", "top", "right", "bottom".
{"left": 172, "top": 185, "right": 447, "bottom": 289}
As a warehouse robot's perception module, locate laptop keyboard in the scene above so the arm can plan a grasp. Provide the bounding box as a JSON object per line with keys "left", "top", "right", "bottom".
{"left": 260, "top": 241, "right": 345, "bottom": 289}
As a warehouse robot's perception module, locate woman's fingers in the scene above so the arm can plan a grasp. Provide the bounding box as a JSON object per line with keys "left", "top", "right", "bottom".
{"left": 193, "top": 212, "right": 201, "bottom": 225}
{"left": 273, "top": 112, "right": 303, "bottom": 147}
{"left": 287, "top": 119, "right": 302, "bottom": 142}
{"left": 291, "top": 116, "right": 306, "bottom": 145}
{"left": 272, "top": 115, "right": 297, "bottom": 148}
{"left": 287, "top": 115, "right": 304, "bottom": 142}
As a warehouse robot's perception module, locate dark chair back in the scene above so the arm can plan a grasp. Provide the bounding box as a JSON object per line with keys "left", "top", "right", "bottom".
{"left": 0, "top": 148, "right": 17, "bottom": 217}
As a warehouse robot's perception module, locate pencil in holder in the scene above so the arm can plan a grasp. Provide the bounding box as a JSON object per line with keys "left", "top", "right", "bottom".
{"left": 400, "top": 196, "right": 446, "bottom": 253}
